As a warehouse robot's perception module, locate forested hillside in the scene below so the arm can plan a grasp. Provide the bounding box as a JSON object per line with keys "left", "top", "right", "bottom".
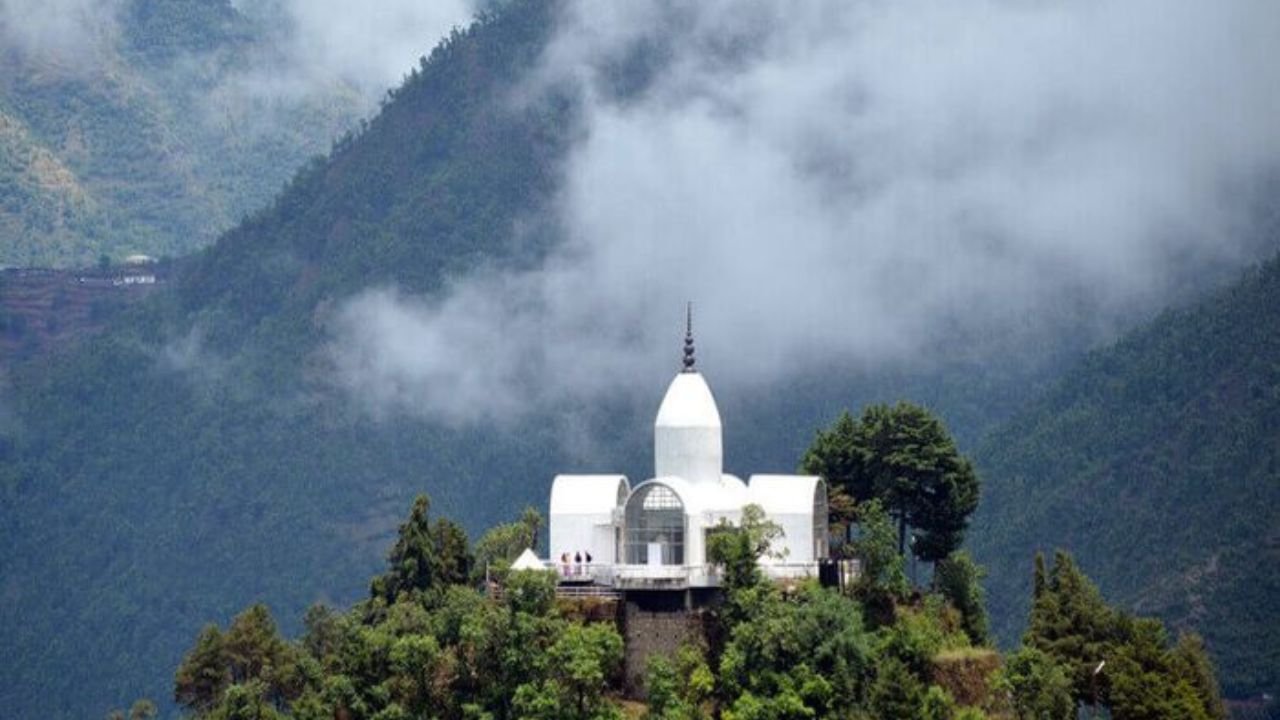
{"left": 0, "top": 5, "right": 576, "bottom": 718}
{"left": 971, "top": 253, "right": 1280, "bottom": 699}
{"left": 0, "top": 4, "right": 1046, "bottom": 716}
{"left": 1, "top": 1, "right": 1274, "bottom": 718}
{"left": 0, "top": 0, "right": 361, "bottom": 267}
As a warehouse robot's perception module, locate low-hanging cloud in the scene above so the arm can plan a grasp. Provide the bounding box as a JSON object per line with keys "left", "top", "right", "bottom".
{"left": 0, "top": 0, "right": 473, "bottom": 103}
{"left": 333, "top": 0, "right": 1280, "bottom": 424}
{"left": 227, "top": 0, "right": 475, "bottom": 103}
{"left": 0, "top": 0, "right": 122, "bottom": 68}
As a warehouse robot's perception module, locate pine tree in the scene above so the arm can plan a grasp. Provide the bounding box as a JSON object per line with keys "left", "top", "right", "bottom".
{"left": 935, "top": 551, "right": 990, "bottom": 645}
{"left": 175, "top": 625, "right": 231, "bottom": 713}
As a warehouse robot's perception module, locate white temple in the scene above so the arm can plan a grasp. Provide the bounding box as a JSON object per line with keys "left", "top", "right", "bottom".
{"left": 547, "top": 311, "right": 829, "bottom": 590}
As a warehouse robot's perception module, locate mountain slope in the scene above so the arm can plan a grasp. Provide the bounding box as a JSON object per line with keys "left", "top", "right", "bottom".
{"left": 2, "top": 1, "right": 1273, "bottom": 716}
{"left": 970, "top": 253, "right": 1280, "bottom": 698}
{"left": 0, "top": 4, "right": 574, "bottom": 718}
{"left": 0, "top": 3, "right": 1054, "bottom": 714}
{"left": 0, "top": 0, "right": 361, "bottom": 267}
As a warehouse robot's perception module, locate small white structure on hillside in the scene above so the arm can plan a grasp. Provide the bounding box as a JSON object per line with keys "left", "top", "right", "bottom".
{"left": 547, "top": 310, "right": 829, "bottom": 589}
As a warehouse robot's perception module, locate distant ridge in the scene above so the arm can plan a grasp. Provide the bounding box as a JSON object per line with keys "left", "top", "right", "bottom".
{"left": 971, "top": 251, "right": 1280, "bottom": 698}
{"left": 0, "top": 0, "right": 361, "bottom": 267}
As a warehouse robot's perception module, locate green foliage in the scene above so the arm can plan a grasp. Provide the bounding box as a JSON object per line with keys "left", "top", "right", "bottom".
{"left": 1023, "top": 551, "right": 1228, "bottom": 720}
{"left": 935, "top": 552, "right": 990, "bottom": 646}
{"left": 473, "top": 507, "right": 543, "bottom": 582}
{"left": 175, "top": 625, "right": 232, "bottom": 713}
{"left": 706, "top": 504, "right": 784, "bottom": 596}
{"left": 0, "top": 0, "right": 360, "bottom": 267}
{"left": 208, "top": 680, "right": 286, "bottom": 720}
{"left": 543, "top": 623, "right": 625, "bottom": 719}
{"left": 921, "top": 684, "right": 958, "bottom": 720}
{"left": 801, "top": 402, "right": 980, "bottom": 564}
{"left": 169, "top": 498, "right": 625, "bottom": 720}
{"left": 848, "top": 499, "right": 909, "bottom": 602}
{"left": 876, "top": 599, "right": 967, "bottom": 679}
{"left": 1023, "top": 551, "right": 1118, "bottom": 701}
{"left": 174, "top": 604, "right": 302, "bottom": 714}
{"left": 644, "top": 646, "right": 713, "bottom": 720}
{"left": 3, "top": 0, "right": 1269, "bottom": 714}
{"left": 719, "top": 584, "right": 874, "bottom": 718}
{"left": 0, "top": 2, "right": 572, "bottom": 712}
{"left": 128, "top": 699, "right": 158, "bottom": 720}
{"left": 163, "top": 500, "right": 1233, "bottom": 720}
{"left": 972, "top": 254, "right": 1280, "bottom": 698}
{"left": 868, "top": 657, "right": 925, "bottom": 720}
{"left": 1169, "top": 634, "right": 1228, "bottom": 720}
{"left": 371, "top": 494, "right": 475, "bottom": 605}
{"left": 993, "top": 646, "right": 1074, "bottom": 720}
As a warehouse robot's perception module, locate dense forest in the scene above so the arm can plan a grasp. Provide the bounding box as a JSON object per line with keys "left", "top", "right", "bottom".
{"left": 149, "top": 492, "right": 1228, "bottom": 720}
{"left": 0, "top": 1, "right": 1276, "bottom": 718}
{"left": 0, "top": 0, "right": 363, "bottom": 267}
{"left": 970, "top": 255, "right": 1280, "bottom": 698}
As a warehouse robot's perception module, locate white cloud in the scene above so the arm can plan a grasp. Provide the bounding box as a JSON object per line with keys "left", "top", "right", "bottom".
{"left": 229, "top": 0, "right": 475, "bottom": 102}
{"left": 333, "top": 0, "right": 1280, "bottom": 423}
{"left": 0, "top": 0, "right": 122, "bottom": 69}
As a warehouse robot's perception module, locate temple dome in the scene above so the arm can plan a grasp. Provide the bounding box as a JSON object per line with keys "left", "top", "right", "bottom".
{"left": 654, "top": 371, "right": 723, "bottom": 485}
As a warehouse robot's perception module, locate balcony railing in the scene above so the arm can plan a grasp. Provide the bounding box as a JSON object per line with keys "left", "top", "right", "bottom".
{"left": 535, "top": 558, "right": 859, "bottom": 590}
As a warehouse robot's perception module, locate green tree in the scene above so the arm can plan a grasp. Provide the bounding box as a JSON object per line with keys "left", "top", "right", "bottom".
{"left": 706, "top": 504, "right": 784, "bottom": 595}
{"left": 1023, "top": 551, "right": 1226, "bottom": 720}
{"left": 644, "top": 646, "right": 713, "bottom": 720}
{"left": 1169, "top": 633, "right": 1227, "bottom": 720}
{"left": 372, "top": 494, "right": 474, "bottom": 604}
{"left": 208, "top": 680, "right": 285, "bottom": 720}
{"left": 128, "top": 699, "right": 158, "bottom": 720}
{"left": 850, "top": 499, "right": 909, "bottom": 604}
{"left": 935, "top": 551, "right": 990, "bottom": 645}
{"left": 1023, "top": 551, "right": 1117, "bottom": 703}
{"left": 718, "top": 583, "right": 873, "bottom": 717}
{"left": 994, "top": 646, "right": 1074, "bottom": 720}
{"left": 175, "top": 625, "right": 231, "bottom": 713}
{"left": 921, "top": 685, "right": 958, "bottom": 720}
{"left": 473, "top": 507, "right": 543, "bottom": 582}
{"left": 1107, "top": 619, "right": 1214, "bottom": 720}
{"left": 546, "top": 623, "right": 625, "bottom": 719}
{"left": 801, "top": 403, "right": 979, "bottom": 563}
{"left": 868, "top": 657, "right": 925, "bottom": 720}
{"left": 224, "top": 604, "right": 289, "bottom": 685}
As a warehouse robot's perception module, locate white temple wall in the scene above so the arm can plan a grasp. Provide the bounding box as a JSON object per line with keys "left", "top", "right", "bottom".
{"left": 549, "top": 513, "right": 616, "bottom": 564}
{"left": 654, "top": 425, "right": 723, "bottom": 486}
{"left": 760, "top": 512, "right": 816, "bottom": 564}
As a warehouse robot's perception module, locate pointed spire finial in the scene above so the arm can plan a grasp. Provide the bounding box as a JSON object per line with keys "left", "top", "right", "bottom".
{"left": 682, "top": 302, "right": 696, "bottom": 372}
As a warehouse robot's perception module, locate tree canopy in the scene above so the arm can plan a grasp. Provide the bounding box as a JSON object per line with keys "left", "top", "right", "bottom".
{"left": 801, "top": 402, "right": 980, "bottom": 562}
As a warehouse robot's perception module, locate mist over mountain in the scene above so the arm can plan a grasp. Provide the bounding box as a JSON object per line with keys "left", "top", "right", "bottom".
{"left": 332, "top": 0, "right": 1280, "bottom": 425}
{"left": 972, "top": 254, "right": 1280, "bottom": 698}
{"left": 0, "top": 0, "right": 473, "bottom": 267}
{"left": 0, "top": 1, "right": 1277, "bottom": 717}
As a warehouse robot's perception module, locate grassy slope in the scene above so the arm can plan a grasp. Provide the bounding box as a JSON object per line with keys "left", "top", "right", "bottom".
{"left": 970, "top": 253, "right": 1280, "bottom": 698}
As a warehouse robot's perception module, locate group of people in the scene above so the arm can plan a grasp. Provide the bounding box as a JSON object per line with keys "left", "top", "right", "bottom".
{"left": 559, "top": 550, "right": 594, "bottom": 577}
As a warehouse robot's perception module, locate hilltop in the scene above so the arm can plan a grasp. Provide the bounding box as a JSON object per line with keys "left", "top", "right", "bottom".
{"left": 0, "top": 1, "right": 1276, "bottom": 717}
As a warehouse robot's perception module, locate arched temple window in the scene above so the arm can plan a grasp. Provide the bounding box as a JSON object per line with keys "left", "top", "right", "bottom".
{"left": 813, "top": 480, "right": 829, "bottom": 560}
{"left": 624, "top": 483, "right": 686, "bottom": 565}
